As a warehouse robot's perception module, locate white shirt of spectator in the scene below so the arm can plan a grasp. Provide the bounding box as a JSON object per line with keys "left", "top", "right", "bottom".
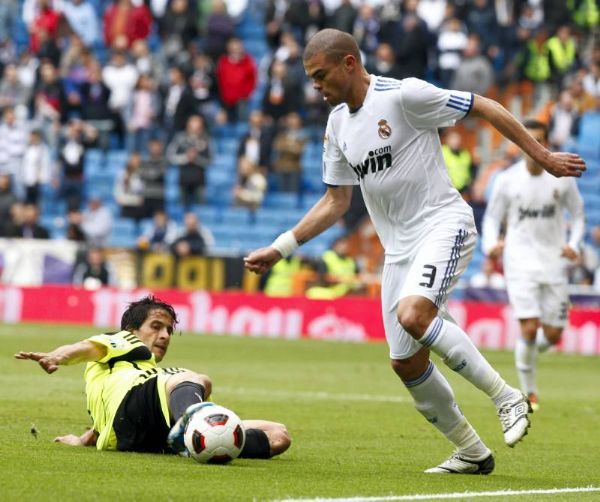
{"left": 102, "top": 64, "right": 139, "bottom": 112}
{"left": 482, "top": 159, "right": 585, "bottom": 284}
{"left": 322, "top": 76, "right": 474, "bottom": 263}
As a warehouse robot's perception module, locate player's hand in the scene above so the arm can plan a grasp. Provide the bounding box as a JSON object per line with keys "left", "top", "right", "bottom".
{"left": 543, "top": 152, "right": 586, "bottom": 178}
{"left": 14, "top": 352, "right": 60, "bottom": 374}
{"left": 54, "top": 434, "right": 84, "bottom": 446}
{"left": 487, "top": 242, "right": 504, "bottom": 259}
{"left": 243, "top": 247, "right": 282, "bottom": 274}
{"left": 561, "top": 246, "right": 578, "bottom": 261}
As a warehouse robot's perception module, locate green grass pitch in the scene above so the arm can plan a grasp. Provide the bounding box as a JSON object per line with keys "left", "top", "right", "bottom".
{"left": 1, "top": 323, "right": 599, "bottom": 501}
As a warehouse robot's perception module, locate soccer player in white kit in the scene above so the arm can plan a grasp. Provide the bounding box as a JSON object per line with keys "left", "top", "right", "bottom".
{"left": 244, "top": 30, "right": 587, "bottom": 474}
{"left": 482, "top": 120, "right": 585, "bottom": 412}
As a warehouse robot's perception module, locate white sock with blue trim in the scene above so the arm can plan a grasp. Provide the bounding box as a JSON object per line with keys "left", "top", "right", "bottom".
{"left": 515, "top": 337, "right": 538, "bottom": 395}
{"left": 404, "top": 361, "right": 489, "bottom": 460}
{"left": 419, "top": 317, "right": 519, "bottom": 407}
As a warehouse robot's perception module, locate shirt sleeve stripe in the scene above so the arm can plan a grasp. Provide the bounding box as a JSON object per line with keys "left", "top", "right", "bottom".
{"left": 446, "top": 102, "right": 469, "bottom": 112}
{"left": 450, "top": 94, "right": 470, "bottom": 103}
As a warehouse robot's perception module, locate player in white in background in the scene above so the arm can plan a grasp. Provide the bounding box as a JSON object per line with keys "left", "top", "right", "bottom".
{"left": 244, "top": 29, "right": 586, "bottom": 474}
{"left": 482, "top": 119, "right": 585, "bottom": 412}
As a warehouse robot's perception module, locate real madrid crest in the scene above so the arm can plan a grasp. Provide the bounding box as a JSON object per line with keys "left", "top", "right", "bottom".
{"left": 378, "top": 119, "right": 391, "bottom": 139}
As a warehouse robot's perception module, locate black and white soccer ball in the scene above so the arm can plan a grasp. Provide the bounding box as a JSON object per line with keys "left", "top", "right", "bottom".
{"left": 183, "top": 402, "right": 245, "bottom": 464}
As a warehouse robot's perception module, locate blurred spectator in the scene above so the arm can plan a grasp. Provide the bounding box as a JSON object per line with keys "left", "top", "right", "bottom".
{"left": 417, "top": 0, "right": 446, "bottom": 33}
{"left": 160, "top": 0, "right": 197, "bottom": 57}
{"left": 73, "top": 246, "right": 116, "bottom": 289}
{"left": 466, "top": 0, "right": 500, "bottom": 58}
{"left": 102, "top": 51, "right": 138, "bottom": 146}
{"left": 548, "top": 89, "right": 579, "bottom": 149}
{"left": 0, "top": 107, "right": 28, "bottom": 182}
{"left": 271, "top": 112, "right": 306, "bottom": 193}
{"left": 0, "top": 63, "right": 31, "bottom": 112}
{"left": 284, "top": 0, "right": 326, "bottom": 44}
{"left": 469, "top": 256, "right": 505, "bottom": 289}
{"left": 81, "top": 194, "right": 113, "bottom": 246}
{"left": 215, "top": 38, "right": 257, "bottom": 123}
{"left": 264, "top": 0, "right": 286, "bottom": 48}
{"left": 237, "top": 110, "right": 273, "bottom": 172}
{"left": 353, "top": 4, "right": 380, "bottom": 57}
{"left": 28, "top": 0, "right": 61, "bottom": 55}
{"left": 382, "top": 8, "right": 429, "bottom": 80}
{"left": 366, "top": 43, "right": 402, "bottom": 80}
{"left": 167, "top": 114, "right": 211, "bottom": 208}
{"left": 329, "top": 0, "right": 357, "bottom": 34}
{"left": 547, "top": 25, "right": 578, "bottom": 86}
{"left": 0, "top": 174, "right": 17, "bottom": 223}
{"left": 582, "top": 61, "right": 600, "bottom": 98}
{"left": 131, "top": 39, "right": 162, "bottom": 79}
{"left": 567, "top": 72, "right": 597, "bottom": 113}
{"left": 272, "top": 32, "right": 305, "bottom": 83}
{"left": 205, "top": 0, "right": 235, "bottom": 61}
{"left": 62, "top": 0, "right": 100, "bottom": 47}
{"left": 160, "top": 65, "right": 197, "bottom": 140}
{"left": 58, "top": 119, "right": 97, "bottom": 210}
{"left": 59, "top": 34, "right": 92, "bottom": 116}
{"left": 0, "top": 200, "right": 24, "bottom": 237}
{"left": 126, "top": 74, "right": 159, "bottom": 153}
{"left": 103, "top": 0, "right": 152, "bottom": 49}
{"left": 262, "top": 59, "right": 303, "bottom": 123}
{"left": 32, "top": 62, "right": 66, "bottom": 147}
{"left": 441, "top": 131, "right": 477, "bottom": 198}
{"left": 450, "top": 34, "right": 494, "bottom": 97}
{"left": 137, "top": 209, "right": 179, "bottom": 252}
{"left": 189, "top": 52, "right": 220, "bottom": 126}
{"left": 139, "top": 138, "right": 167, "bottom": 217}
{"left": 22, "top": 129, "right": 52, "bottom": 205}
{"left": 22, "top": 0, "right": 64, "bottom": 28}
{"left": 65, "top": 208, "right": 85, "bottom": 241}
{"left": 263, "top": 255, "right": 304, "bottom": 297}
{"left": 114, "top": 152, "right": 144, "bottom": 221}
{"left": 171, "top": 212, "right": 214, "bottom": 257}
{"left": 306, "top": 236, "right": 361, "bottom": 299}
{"left": 233, "top": 156, "right": 267, "bottom": 210}
{"left": 0, "top": 1, "right": 18, "bottom": 45}
{"left": 436, "top": 17, "right": 468, "bottom": 87}
{"left": 80, "top": 62, "right": 115, "bottom": 151}
{"left": 19, "top": 203, "right": 50, "bottom": 239}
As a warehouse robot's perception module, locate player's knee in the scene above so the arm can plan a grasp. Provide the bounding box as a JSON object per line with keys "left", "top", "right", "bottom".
{"left": 268, "top": 424, "right": 291, "bottom": 456}
{"left": 168, "top": 371, "right": 212, "bottom": 398}
{"left": 544, "top": 328, "right": 562, "bottom": 345}
{"left": 397, "top": 299, "right": 436, "bottom": 338}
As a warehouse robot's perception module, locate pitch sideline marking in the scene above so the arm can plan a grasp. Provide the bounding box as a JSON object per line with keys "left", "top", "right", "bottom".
{"left": 277, "top": 486, "right": 600, "bottom": 501}
{"left": 219, "top": 386, "right": 409, "bottom": 404}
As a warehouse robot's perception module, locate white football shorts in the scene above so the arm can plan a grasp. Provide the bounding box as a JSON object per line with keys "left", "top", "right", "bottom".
{"left": 505, "top": 278, "right": 569, "bottom": 327}
{"left": 381, "top": 222, "right": 477, "bottom": 360}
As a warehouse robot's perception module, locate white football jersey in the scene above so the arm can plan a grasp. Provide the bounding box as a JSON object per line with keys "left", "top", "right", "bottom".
{"left": 322, "top": 76, "right": 475, "bottom": 263}
{"left": 482, "top": 159, "right": 585, "bottom": 284}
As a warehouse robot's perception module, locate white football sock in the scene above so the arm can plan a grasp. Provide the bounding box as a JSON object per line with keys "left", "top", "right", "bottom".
{"left": 515, "top": 337, "right": 538, "bottom": 396}
{"left": 404, "top": 361, "right": 489, "bottom": 460}
{"left": 536, "top": 326, "right": 552, "bottom": 353}
{"left": 419, "top": 317, "right": 519, "bottom": 407}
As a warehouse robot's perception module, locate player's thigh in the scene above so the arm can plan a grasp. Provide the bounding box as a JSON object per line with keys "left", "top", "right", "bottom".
{"left": 506, "top": 278, "right": 542, "bottom": 320}
{"left": 381, "top": 261, "right": 421, "bottom": 359}
{"left": 540, "top": 282, "right": 569, "bottom": 328}
{"left": 400, "top": 225, "right": 476, "bottom": 307}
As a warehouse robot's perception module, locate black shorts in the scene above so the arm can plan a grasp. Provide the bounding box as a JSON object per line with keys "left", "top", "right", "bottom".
{"left": 113, "top": 377, "right": 170, "bottom": 453}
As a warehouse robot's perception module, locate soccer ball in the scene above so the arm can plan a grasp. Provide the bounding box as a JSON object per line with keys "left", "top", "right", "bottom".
{"left": 183, "top": 402, "right": 245, "bottom": 464}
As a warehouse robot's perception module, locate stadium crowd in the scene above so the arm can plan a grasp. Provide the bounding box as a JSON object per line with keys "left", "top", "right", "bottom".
{"left": 0, "top": 0, "right": 598, "bottom": 291}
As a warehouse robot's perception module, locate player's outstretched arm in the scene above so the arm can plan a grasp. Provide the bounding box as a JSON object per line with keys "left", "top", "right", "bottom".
{"left": 55, "top": 428, "right": 98, "bottom": 447}
{"left": 470, "top": 95, "right": 586, "bottom": 178}
{"left": 15, "top": 340, "right": 107, "bottom": 374}
{"left": 244, "top": 185, "right": 352, "bottom": 274}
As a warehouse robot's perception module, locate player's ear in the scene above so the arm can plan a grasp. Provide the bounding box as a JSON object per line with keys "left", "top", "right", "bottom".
{"left": 342, "top": 54, "right": 357, "bottom": 72}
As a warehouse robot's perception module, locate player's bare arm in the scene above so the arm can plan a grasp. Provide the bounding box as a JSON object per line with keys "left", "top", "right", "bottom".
{"left": 244, "top": 185, "right": 352, "bottom": 274}
{"left": 15, "top": 340, "right": 107, "bottom": 374}
{"left": 470, "top": 95, "right": 586, "bottom": 178}
{"left": 54, "top": 428, "right": 98, "bottom": 447}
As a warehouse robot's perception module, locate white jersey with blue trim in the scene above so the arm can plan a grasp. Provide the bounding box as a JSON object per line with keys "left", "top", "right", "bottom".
{"left": 482, "top": 159, "right": 585, "bottom": 284}
{"left": 322, "top": 76, "right": 475, "bottom": 263}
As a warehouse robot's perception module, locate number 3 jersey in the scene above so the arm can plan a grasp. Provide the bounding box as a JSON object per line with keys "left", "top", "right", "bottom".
{"left": 482, "top": 160, "right": 585, "bottom": 283}
{"left": 84, "top": 331, "right": 187, "bottom": 450}
{"left": 322, "top": 76, "right": 475, "bottom": 263}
